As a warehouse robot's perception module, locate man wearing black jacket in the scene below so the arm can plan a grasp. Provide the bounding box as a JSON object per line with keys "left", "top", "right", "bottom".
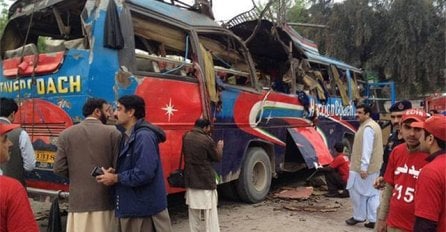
{"left": 97, "top": 95, "right": 172, "bottom": 232}
{"left": 374, "top": 100, "right": 412, "bottom": 189}
{"left": 182, "top": 119, "right": 224, "bottom": 232}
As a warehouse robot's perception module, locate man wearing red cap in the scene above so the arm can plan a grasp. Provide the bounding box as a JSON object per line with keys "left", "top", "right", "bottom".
{"left": 376, "top": 109, "right": 429, "bottom": 232}
{"left": 411, "top": 115, "right": 446, "bottom": 232}
{"left": 0, "top": 124, "right": 39, "bottom": 232}
{"left": 0, "top": 124, "right": 17, "bottom": 161}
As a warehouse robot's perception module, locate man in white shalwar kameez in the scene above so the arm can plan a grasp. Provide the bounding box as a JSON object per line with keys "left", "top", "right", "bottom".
{"left": 345, "top": 104, "right": 383, "bottom": 229}
{"left": 186, "top": 188, "right": 220, "bottom": 232}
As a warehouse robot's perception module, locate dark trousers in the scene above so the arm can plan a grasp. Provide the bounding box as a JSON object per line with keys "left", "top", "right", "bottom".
{"left": 324, "top": 169, "right": 346, "bottom": 193}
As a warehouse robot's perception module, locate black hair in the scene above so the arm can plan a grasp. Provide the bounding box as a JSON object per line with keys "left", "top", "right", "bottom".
{"left": 117, "top": 95, "right": 146, "bottom": 119}
{"left": 334, "top": 142, "right": 345, "bottom": 153}
{"left": 0, "top": 97, "right": 18, "bottom": 117}
{"left": 82, "top": 98, "right": 107, "bottom": 117}
{"left": 356, "top": 103, "right": 372, "bottom": 115}
{"left": 429, "top": 109, "right": 439, "bottom": 114}
{"left": 424, "top": 130, "right": 446, "bottom": 150}
{"left": 194, "top": 118, "right": 211, "bottom": 129}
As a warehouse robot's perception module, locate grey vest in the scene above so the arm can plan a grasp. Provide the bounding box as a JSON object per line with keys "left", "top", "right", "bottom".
{"left": 0, "top": 127, "right": 26, "bottom": 186}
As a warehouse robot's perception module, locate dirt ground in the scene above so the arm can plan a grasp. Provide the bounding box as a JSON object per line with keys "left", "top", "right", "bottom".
{"left": 168, "top": 191, "right": 372, "bottom": 232}
{"left": 32, "top": 173, "right": 373, "bottom": 232}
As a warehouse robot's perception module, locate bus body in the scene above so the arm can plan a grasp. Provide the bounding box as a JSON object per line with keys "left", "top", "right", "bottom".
{"left": 1, "top": 0, "right": 362, "bottom": 203}
{"left": 424, "top": 94, "right": 446, "bottom": 114}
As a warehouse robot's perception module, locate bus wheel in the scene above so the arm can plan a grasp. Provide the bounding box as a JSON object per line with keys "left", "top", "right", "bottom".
{"left": 236, "top": 147, "right": 272, "bottom": 203}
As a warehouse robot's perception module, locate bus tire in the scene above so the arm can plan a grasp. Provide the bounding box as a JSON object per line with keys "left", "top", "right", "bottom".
{"left": 236, "top": 147, "right": 272, "bottom": 203}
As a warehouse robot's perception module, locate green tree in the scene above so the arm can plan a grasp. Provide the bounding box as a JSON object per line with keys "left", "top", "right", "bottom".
{"left": 286, "top": 0, "right": 307, "bottom": 23}
{"left": 291, "top": 0, "right": 331, "bottom": 54}
{"left": 327, "top": 1, "right": 373, "bottom": 67}
{"left": 379, "top": 0, "right": 445, "bottom": 97}
{"left": 290, "top": 0, "right": 445, "bottom": 98}
{"left": 254, "top": 0, "right": 307, "bottom": 23}
{"left": 0, "top": 0, "right": 8, "bottom": 38}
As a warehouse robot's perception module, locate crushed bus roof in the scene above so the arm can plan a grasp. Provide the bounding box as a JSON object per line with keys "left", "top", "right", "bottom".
{"left": 128, "top": 0, "right": 220, "bottom": 28}
{"left": 8, "top": 0, "right": 84, "bottom": 20}
{"left": 304, "top": 51, "right": 362, "bottom": 73}
{"left": 230, "top": 19, "right": 362, "bottom": 73}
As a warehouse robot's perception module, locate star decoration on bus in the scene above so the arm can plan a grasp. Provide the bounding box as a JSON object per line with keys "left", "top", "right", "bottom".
{"left": 161, "top": 98, "right": 178, "bottom": 122}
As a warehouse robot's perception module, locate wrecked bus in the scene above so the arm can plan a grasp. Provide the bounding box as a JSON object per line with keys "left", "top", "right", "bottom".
{"left": 226, "top": 12, "right": 364, "bottom": 156}
{"left": 1, "top": 0, "right": 362, "bottom": 203}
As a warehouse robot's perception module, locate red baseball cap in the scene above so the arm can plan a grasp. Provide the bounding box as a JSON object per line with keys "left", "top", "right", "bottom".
{"left": 401, "top": 109, "right": 428, "bottom": 123}
{"left": 411, "top": 115, "right": 446, "bottom": 142}
{"left": 0, "top": 124, "right": 20, "bottom": 135}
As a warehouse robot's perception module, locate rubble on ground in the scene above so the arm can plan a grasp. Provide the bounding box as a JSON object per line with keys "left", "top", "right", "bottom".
{"left": 271, "top": 184, "right": 343, "bottom": 213}
{"left": 274, "top": 187, "right": 314, "bottom": 200}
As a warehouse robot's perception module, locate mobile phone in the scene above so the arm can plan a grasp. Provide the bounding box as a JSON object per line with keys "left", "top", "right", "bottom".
{"left": 90, "top": 166, "right": 103, "bottom": 177}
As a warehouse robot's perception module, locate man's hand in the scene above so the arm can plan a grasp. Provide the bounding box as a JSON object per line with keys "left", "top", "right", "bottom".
{"left": 216, "top": 140, "right": 224, "bottom": 153}
{"left": 376, "top": 219, "right": 387, "bottom": 232}
{"left": 360, "top": 170, "right": 368, "bottom": 179}
{"left": 313, "top": 162, "right": 330, "bottom": 172}
{"left": 96, "top": 167, "right": 118, "bottom": 186}
{"left": 374, "top": 176, "right": 385, "bottom": 189}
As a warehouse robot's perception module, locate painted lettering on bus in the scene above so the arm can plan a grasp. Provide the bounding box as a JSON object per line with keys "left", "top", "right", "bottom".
{"left": 308, "top": 99, "right": 356, "bottom": 118}
{"left": 0, "top": 75, "right": 81, "bottom": 94}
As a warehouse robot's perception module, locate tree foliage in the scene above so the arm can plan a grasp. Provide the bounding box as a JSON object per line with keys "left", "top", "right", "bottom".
{"left": 288, "top": 0, "right": 445, "bottom": 98}
{"left": 255, "top": 0, "right": 307, "bottom": 23}
{"left": 0, "top": 0, "right": 8, "bottom": 38}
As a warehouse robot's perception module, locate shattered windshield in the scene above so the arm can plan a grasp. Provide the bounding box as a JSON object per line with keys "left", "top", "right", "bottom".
{"left": 1, "top": 0, "right": 87, "bottom": 57}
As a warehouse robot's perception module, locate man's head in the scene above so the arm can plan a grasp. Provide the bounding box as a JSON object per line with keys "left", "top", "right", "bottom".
{"left": 389, "top": 100, "right": 412, "bottom": 130}
{"left": 105, "top": 103, "right": 117, "bottom": 125}
{"left": 412, "top": 115, "right": 446, "bottom": 154}
{"left": 0, "top": 97, "right": 19, "bottom": 121}
{"left": 115, "top": 95, "right": 146, "bottom": 129}
{"left": 400, "top": 109, "right": 427, "bottom": 148}
{"left": 429, "top": 109, "right": 439, "bottom": 115}
{"left": 0, "top": 124, "right": 19, "bottom": 163}
{"left": 82, "top": 98, "right": 109, "bottom": 124}
{"left": 356, "top": 104, "right": 372, "bottom": 123}
{"left": 333, "top": 142, "right": 344, "bottom": 154}
{"left": 194, "top": 118, "right": 211, "bottom": 134}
